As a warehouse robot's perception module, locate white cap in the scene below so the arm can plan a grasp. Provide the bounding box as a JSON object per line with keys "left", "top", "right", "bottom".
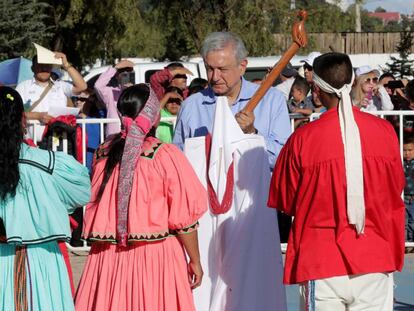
{"left": 301, "top": 52, "right": 322, "bottom": 67}
{"left": 355, "top": 65, "right": 380, "bottom": 77}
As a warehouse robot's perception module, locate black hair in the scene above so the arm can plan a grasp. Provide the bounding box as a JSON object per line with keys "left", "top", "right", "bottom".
{"left": 188, "top": 78, "right": 208, "bottom": 96}
{"left": 405, "top": 80, "right": 414, "bottom": 103}
{"left": 403, "top": 135, "right": 414, "bottom": 146}
{"left": 95, "top": 84, "right": 151, "bottom": 201}
{"left": 291, "top": 76, "right": 310, "bottom": 95}
{"left": 379, "top": 72, "right": 395, "bottom": 82}
{"left": 165, "top": 86, "right": 184, "bottom": 97}
{"left": 166, "top": 62, "right": 184, "bottom": 70}
{"left": 313, "top": 53, "right": 353, "bottom": 90}
{"left": 0, "top": 87, "right": 24, "bottom": 201}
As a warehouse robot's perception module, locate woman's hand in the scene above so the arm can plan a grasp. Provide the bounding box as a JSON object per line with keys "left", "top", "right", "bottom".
{"left": 361, "top": 97, "right": 370, "bottom": 108}
{"left": 188, "top": 260, "right": 203, "bottom": 290}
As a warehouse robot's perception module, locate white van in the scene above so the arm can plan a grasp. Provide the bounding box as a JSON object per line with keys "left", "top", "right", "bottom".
{"left": 243, "top": 55, "right": 307, "bottom": 81}
{"left": 83, "top": 60, "right": 206, "bottom": 87}
{"left": 83, "top": 55, "right": 308, "bottom": 87}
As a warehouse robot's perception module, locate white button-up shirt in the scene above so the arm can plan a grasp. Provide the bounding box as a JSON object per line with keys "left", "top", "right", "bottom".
{"left": 16, "top": 78, "right": 74, "bottom": 142}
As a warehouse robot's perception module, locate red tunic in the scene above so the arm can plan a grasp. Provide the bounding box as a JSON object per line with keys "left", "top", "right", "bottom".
{"left": 268, "top": 107, "right": 405, "bottom": 285}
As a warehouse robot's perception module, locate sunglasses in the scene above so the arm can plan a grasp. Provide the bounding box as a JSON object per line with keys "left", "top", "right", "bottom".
{"left": 363, "top": 77, "right": 378, "bottom": 84}
{"left": 304, "top": 64, "right": 313, "bottom": 71}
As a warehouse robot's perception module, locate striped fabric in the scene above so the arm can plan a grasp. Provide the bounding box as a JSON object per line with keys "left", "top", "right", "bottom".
{"left": 305, "top": 280, "right": 316, "bottom": 311}
{"left": 13, "top": 246, "right": 28, "bottom": 311}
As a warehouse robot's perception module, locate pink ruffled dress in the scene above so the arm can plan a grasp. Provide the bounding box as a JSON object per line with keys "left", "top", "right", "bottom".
{"left": 75, "top": 137, "right": 207, "bottom": 311}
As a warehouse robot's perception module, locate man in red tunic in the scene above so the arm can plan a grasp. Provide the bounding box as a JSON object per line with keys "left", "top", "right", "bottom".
{"left": 268, "top": 52, "right": 405, "bottom": 310}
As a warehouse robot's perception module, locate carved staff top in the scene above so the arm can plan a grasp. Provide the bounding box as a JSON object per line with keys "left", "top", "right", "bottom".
{"left": 242, "top": 10, "right": 308, "bottom": 113}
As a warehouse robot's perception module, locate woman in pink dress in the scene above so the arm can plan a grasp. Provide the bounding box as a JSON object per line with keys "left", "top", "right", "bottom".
{"left": 75, "top": 84, "right": 207, "bottom": 311}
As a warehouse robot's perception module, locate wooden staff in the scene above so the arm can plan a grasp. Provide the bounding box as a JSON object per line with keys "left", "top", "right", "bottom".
{"left": 242, "top": 10, "right": 308, "bottom": 113}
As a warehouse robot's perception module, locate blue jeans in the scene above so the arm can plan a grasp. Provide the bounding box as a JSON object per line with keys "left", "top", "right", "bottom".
{"left": 405, "top": 200, "right": 414, "bottom": 241}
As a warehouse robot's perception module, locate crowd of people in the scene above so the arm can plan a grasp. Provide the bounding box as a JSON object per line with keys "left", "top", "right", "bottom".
{"left": 0, "top": 30, "right": 411, "bottom": 311}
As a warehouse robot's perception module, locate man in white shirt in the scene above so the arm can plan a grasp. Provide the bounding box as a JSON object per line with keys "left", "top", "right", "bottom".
{"left": 16, "top": 53, "right": 86, "bottom": 141}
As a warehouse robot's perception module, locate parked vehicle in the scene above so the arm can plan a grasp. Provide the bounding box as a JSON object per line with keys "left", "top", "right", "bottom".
{"left": 83, "top": 60, "right": 206, "bottom": 88}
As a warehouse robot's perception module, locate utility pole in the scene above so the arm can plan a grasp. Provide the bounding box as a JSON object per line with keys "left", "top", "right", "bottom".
{"left": 355, "top": 0, "right": 362, "bottom": 32}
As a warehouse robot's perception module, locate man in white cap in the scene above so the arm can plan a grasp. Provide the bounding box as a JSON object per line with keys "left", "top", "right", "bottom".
{"left": 301, "top": 51, "right": 321, "bottom": 84}
{"left": 268, "top": 52, "right": 405, "bottom": 310}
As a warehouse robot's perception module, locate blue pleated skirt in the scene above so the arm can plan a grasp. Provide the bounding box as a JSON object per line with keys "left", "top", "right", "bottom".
{"left": 0, "top": 240, "right": 74, "bottom": 311}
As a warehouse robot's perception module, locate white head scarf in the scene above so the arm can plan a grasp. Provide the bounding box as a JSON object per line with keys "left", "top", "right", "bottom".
{"left": 313, "top": 70, "right": 365, "bottom": 235}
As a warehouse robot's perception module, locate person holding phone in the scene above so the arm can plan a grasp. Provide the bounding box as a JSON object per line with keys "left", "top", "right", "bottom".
{"left": 352, "top": 66, "right": 394, "bottom": 112}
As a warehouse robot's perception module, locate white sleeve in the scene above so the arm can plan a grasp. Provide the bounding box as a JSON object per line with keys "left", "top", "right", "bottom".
{"left": 59, "top": 81, "right": 75, "bottom": 98}
{"left": 378, "top": 86, "right": 394, "bottom": 111}
{"left": 362, "top": 100, "right": 378, "bottom": 112}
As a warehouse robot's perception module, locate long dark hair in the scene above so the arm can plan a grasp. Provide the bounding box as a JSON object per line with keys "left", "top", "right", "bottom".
{"left": 95, "top": 84, "right": 152, "bottom": 201}
{"left": 0, "top": 87, "right": 24, "bottom": 201}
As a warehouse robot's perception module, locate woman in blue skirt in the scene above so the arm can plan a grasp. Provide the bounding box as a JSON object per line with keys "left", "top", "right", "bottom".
{"left": 0, "top": 86, "right": 90, "bottom": 311}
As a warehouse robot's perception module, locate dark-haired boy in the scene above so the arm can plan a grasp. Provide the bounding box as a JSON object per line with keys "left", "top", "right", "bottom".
{"left": 287, "top": 77, "right": 314, "bottom": 128}
{"left": 403, "top": 136, "right": 414, "bottom": 242}
{"left": 287, "top": 77, "right": 313, "bottom": 115}
{"left": 268, "top": 52, "right": 404, "bottom": 310}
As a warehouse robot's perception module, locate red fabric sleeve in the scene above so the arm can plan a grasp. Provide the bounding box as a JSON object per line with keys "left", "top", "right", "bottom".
{"left": 267, "top": 136, "right": 301, "bottom": 216}
{"left": 150, "top": 68, "right": 172, "bottom": 100}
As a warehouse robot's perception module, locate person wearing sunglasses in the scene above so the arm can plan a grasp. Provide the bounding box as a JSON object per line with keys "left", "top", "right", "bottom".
{"left": 352, "top": 66, "right": 394, "bottom": 112}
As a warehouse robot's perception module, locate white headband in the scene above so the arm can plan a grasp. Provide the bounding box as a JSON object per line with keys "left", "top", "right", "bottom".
{"left": 313, "top": 71, "right": 365, "bottom": 235}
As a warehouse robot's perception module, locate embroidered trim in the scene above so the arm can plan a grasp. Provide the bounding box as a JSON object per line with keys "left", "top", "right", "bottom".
{"left": 6, "top": 234, "right": 69, "bottom": 245}
{"left": 170, "top": 222, "right": 199, "bottom": 235}
{"left": 141, "top": 142, "right": 163, "bottom": 159}
{"left": 18, "top": 150, "right": 55, "bottom": 175}
{"left": 83, "top": 222, "right": 199, "bottom": 243}
{"left": 95, "top": 141, "right": 163, "bottom": 161}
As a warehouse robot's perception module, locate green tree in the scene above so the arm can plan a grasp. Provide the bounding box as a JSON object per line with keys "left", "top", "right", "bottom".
{"left": 37, "top": 0, "right": 163, "bottom": 68}
{"left": 0, "top": 0, "right": 51, "bottom": 60}
{"left": 374, "top": 7, "right": 386, "bottom": 13}
{"left": 386, "top": 29, "right": 414, "bottom": 78}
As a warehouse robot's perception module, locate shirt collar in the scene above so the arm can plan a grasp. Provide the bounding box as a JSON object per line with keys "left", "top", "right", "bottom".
{"left": 31, "top": 77, "right": 53, "bottom": 87}
{"left": 207, "top": 77, "right": 252, "bottom": 105}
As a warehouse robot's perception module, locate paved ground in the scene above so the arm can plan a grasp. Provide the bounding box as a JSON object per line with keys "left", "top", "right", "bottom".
{"left": 70, "top": 251, "right": 414, "bottom": 310}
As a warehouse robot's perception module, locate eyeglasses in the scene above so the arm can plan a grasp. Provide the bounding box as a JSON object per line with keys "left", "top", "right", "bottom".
{"left": 304, "top": 64, "right": 313, "bottom": 71}
{"left": 363, "top": 77, "right": 378, "bottom": 84}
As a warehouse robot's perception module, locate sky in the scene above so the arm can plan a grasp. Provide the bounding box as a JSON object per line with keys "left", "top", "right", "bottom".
{"left": 329, "top": 0, "right": 414, "bottom": 14}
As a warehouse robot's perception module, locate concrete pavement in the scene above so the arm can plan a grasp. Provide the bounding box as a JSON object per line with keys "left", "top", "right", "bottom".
{"left": 70, "top": 251, "right": 414, "bottom": 310}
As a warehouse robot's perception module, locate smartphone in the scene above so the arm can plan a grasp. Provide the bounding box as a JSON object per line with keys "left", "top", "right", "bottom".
{"left": 385, "top": 80, "right": 404, "bottom": 89}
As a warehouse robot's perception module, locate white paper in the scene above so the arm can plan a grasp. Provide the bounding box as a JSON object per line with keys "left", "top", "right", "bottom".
{"left": 33, "top": 43, "right": 62, "bottom": 65}
{"left": 48, "top": 106, "right": 79, "bottom": 117}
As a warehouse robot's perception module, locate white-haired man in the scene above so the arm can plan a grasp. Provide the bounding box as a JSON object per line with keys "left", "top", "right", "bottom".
{"left": 174, "top": 32, "right": 289, "bottom": 311}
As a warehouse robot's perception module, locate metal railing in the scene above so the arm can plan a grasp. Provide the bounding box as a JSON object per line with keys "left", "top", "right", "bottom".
{"left": 27, "top": 111, "right": 414, "bottom": 251}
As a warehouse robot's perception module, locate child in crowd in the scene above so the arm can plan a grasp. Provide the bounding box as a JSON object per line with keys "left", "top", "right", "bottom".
{"left": 188, "top": 77, "right": 208, "bottom": 95}
{"left": 287, "top": 77, "right": 314, "bottom": 127}
{"left": 311, "top": 88, "right": 327, "bottom": 114}
{"left": 156, "top": 86, "right": 183, "bottom": 143}
{"left": 403, "top": 136, "right": 414, "bottom": 242}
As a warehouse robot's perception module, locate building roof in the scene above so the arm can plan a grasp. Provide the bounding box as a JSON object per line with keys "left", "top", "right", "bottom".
{"left": 368, "top": 12, "right": 401, "bottom": 24}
